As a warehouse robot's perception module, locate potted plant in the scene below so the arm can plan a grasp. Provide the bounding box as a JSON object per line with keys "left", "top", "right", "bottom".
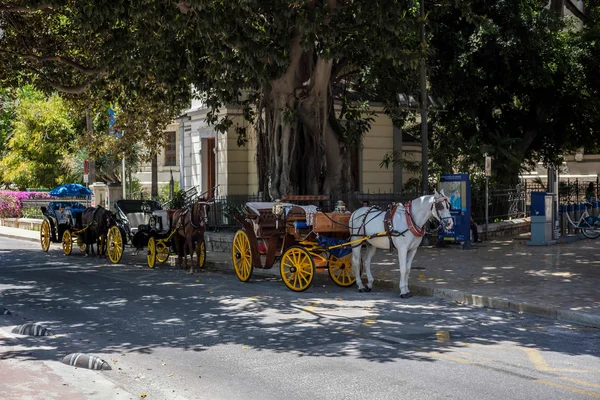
{"left": 167, "top": 189, "right": 187, "bottom": 220}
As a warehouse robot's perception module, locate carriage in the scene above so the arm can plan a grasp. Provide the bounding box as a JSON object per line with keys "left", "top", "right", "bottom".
{"left": 231, "top": 199, "right": 358, "bottom": 292}
{"left": 232, "top": 192, "right": 454, "bottom": 295}
{"left": 40, "top": 200, "right": 88, "bottom": 255}
{"left": 40, "top": 184, "right": 93, "bottom": 255}
{"left": 106, "top": 199, "right": 207, "bottom": 269}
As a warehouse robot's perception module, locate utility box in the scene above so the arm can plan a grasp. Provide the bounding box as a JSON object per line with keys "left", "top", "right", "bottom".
{"left": 528, "top": 192, "right": 556, "bottom": 246}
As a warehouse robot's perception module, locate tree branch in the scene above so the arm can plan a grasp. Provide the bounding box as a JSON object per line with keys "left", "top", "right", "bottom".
{"left": 28, "top": 67, "right": 92, "bottom": 94}
{"left": 0, "top": 49, "right": 104, "bottom": 75}
{"left": 0, "top": 3, "right": 53, "bottom": 12}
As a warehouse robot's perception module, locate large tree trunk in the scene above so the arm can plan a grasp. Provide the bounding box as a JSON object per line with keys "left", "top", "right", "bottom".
{"left": 256, "top": 34, "right": 345, "bottom": 200}
{"left": 151, "top": 154, "right": 158, "bottom": 198}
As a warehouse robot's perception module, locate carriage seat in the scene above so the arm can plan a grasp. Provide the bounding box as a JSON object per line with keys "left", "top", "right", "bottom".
{"left": 127, "top": 212, "right": 149, "bottom": 233}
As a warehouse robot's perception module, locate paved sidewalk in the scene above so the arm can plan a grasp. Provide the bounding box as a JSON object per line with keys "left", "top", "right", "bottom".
{"left": 2, "top": 225, "right": 599, "bottom": 328}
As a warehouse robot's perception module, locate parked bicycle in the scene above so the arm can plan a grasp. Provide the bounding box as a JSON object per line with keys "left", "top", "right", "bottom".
{"left": 562, "top": 201, "right": 600, "bottom": 239}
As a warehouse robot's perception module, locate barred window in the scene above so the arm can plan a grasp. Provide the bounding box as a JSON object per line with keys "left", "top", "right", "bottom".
{"left": 164, "top": 132, "right": 177, "bottom": 166}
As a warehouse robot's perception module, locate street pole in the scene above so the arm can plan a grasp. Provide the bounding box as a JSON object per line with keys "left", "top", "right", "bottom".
{"left": 122, "top": 157, "right": 126, "bottom": 200}
{"left": 420, "top": 0, "right": 428, "bottom": 196}
{"left": 485, "top": 176, "right": 489, "bottom": 241}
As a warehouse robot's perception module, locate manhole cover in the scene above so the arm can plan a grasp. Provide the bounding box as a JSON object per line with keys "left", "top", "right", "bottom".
{"left": 11, "top": 323, "right": 50, "bottom": 336}
{"left": 0, "top": 306, "right": 10, "bottom": 315}
{"left": 62, "top": 353, "right": 111, "bottom": 370}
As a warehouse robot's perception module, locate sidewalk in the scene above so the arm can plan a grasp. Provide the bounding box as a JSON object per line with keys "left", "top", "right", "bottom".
{"left": 2, "top": 225, "right": 599, "bottom": 328}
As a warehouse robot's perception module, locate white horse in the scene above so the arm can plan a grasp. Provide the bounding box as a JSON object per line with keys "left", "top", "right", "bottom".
{"left": 349, "top": 190, "right": 453, "bottom": 298}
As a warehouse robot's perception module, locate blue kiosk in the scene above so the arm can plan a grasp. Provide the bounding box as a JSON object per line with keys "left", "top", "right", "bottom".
{"left": 528, "top": 192, "right": 557, "bottom": 246}
{"left": 438, "top": 173, "right": 472, "bottom": 248}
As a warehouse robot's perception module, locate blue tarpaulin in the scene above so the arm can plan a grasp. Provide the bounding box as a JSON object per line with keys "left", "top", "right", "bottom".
{"left": 317, "top": 235, "right": 352, "bottom": 258}
{"left": 49, "top": 184, "right": 92, "bottom": 197}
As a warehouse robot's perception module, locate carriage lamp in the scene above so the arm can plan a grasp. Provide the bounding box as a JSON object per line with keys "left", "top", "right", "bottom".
{"left": 273, "top": 199, "right": 285, "bottom": 229}
{"left": 272, "top": 199, "right": 284, "bottom": 216}
{"left": 334, "top": 200, "right": 346, "bottom": 213}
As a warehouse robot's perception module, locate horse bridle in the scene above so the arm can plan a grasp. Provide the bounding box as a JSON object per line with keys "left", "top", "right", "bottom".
{"left": 188, "top": 200, "right": 209, "bottom": 229}
{"left": 432, "top": 195, "right": 452, "bottom": 225}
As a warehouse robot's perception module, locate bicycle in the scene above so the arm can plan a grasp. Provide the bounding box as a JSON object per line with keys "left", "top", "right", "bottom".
{"left": 562, "top": 201, "right": 600, "bottom": 239}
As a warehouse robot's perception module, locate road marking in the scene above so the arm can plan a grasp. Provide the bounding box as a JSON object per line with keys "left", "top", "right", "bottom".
{"left": 362, "top": 317, "right": 376, "bottom": 326}
{"left": 537, "top": 380, "right": 600, "bottom": 399}
{"left": 430, "top": 351, "right": 472, "bottom": 365}
{"left": 246, "top": 296, "right": 260, "bottom": 302}
{"left": 436, "top": 331, "right": 451, "bottom": 343}
{"left": 523, "top": 348, "right": 595, "bottom": 373}
{"left": 560, "top": 378, "right": 600, "bottom": 390}
{"left": 205, "top": 284, "right": 226, "bottom": 293}
{"left": 302, "top": 301, "right": 320, "bottom": 313}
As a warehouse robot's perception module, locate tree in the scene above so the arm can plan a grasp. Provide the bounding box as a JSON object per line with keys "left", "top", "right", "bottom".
{"left": 173, "top": 0, "right": 468, "bottom": 198}
{"left": 427, "top": 0, "right": 598, "bottom": 183}
{"left": 2, "top": 1, "right": 472, "bottom": 198}
{"left": 0, "top": 88, "right": 78, "bottom": 188}
{"left": 0, "top": 0, "right": 192, "bottom": 162}
{"left": 0, "top": 88, "right": 16, "bottom": 158}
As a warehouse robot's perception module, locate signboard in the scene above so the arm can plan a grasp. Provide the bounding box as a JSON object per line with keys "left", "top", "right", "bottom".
{"left": 438, "top": 173, "right": 471, "bottom": 243}
{"left": 108, "top": 102, "right": 122, "bottom": 138}
{"left": 83, "top": 174, "right": 89, "bottom": 183}
{"left": 485, "top": 156, "right": 492, "bottom": 176}
{"left": 84, "top": 159, "right": 89, "bottom": 175}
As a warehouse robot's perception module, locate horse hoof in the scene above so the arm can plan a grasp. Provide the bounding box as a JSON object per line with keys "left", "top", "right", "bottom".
{"left": 364, "top": 287, "right": 372, "bottom": 292}
{"left": 358, "top": 288, "right": 366, "bottom": 293}
{"left": 400, "top": 292, "right": 413, "bottom": 299}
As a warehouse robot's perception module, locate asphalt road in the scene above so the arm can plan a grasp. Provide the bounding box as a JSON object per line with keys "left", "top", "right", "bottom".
{"left": 1, "top": 237, "right": 599, "bottom": 400}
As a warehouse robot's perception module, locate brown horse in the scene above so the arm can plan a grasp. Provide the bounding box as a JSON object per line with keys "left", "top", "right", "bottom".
{"left": 171, "top": 198, "right": 210, "bottom": 273}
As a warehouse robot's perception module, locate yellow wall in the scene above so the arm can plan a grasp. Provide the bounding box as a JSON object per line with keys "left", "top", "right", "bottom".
{"left": 361, "top": 108, "right": 395, "bottom": 192}
{"left": 221, "top": 107, "right": 257, "bottom": 195}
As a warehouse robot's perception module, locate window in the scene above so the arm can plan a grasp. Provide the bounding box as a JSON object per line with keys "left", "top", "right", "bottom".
{"left": 164, "top": 132, "right": 177, "bottom": 166}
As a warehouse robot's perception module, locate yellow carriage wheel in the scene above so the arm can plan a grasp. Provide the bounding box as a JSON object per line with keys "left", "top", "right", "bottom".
{"left": 40, "top": 219, "right": 51, "bottom": 252}
{"left": 147, "top": 236, "right": 156, "bottom": 268}
{"left": 156, "top": 241, "right": 169, "bottom": 264}
{"left": 62, "top": 229, "right": 73, "bottom": 256}
{"left": 197, "top": 240, "right": 206, "bottom": 269}
{"left": 328, "top": 253, "right": 356, "bottom": 287}
{"left": 77, "top": 236, "right": 86, "bottom": 252}
{"left": 107, "top": 226, "right": 123, "bottom": 264}
{"left": 280, "top": 246, "right": 315, "bottom": 292}
{"left": 232, "top": 230, "right": 253, "bottom": 282}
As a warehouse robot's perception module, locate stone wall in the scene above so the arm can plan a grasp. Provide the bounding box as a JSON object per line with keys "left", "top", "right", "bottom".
{"left": 479, "top": 218, "right": 531, "bottom": 239}
{"left": 0, "top": 218, "right": 42, "bottom": 231}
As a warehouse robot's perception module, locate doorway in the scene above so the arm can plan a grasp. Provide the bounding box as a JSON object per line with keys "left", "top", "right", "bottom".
{"left": 206, "top": 137, "right": 216, "bottom": 198}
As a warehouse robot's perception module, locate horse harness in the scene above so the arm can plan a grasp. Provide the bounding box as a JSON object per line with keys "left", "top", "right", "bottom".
{"left": 359, "top": 196, "right": 451, "bottom": 250}
{"left": 176, "top": 202, "right": 208, "bottom": 231}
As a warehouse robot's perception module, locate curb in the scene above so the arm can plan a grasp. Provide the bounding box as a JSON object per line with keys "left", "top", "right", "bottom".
{"left": 205, "top": 260, "right": 600, "bottom": 329}
{"left": 0, "top": 232, "right": 39, "bottom": 243}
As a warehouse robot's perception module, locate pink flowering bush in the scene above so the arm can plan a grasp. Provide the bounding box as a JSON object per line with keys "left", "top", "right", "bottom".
{"left": 0, "top": 191, "right": 53, "bottom": 218}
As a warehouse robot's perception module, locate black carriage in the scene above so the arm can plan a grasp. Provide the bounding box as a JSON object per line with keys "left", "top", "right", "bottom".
{"left": 106, "top": 199, "right": 206, "bottom": 268}
{"left": 40, "top": 200, "right": 88, "bottom": 255}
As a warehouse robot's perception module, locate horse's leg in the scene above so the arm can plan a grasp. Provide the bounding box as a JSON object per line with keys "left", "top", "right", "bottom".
{"left": 351, "top": 238, "right": 366, "bottom": 291}
{"left": 397, "top": 246, "right": 410, "bottom": 298}
{"left": 403, "top": 248, "right": 418, "bottom": 297}
{"left": 362, "top": 244, "right": 377, "bottom": 291}
{"left": 188, "top": 236, "right": 194, "bottom": 274}
{"left": 174, "top": 235, "right": 183, "bottom": 268}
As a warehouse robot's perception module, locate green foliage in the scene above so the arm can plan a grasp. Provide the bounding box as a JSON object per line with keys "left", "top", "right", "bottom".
{"left": 0, "top": 89, "right": 78, "bottom": 189}
{"left": 427, "top": 0, "right": 597, "bottom": 182}
{"left": 159, "top": 180, "right": 180, "bottom": 204}
{"left": 168, "top": 189, "right": 187, "bottom": 210}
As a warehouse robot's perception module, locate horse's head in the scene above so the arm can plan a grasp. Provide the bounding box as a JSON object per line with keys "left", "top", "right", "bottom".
{"left": 193, "top": 198, "right": 210, "bottom": 227}
{"left": 104, "top": 210, "right": 117, "bottom": 229}
{"left": 432, "top": 189, "right": 453, "bottom": 230}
